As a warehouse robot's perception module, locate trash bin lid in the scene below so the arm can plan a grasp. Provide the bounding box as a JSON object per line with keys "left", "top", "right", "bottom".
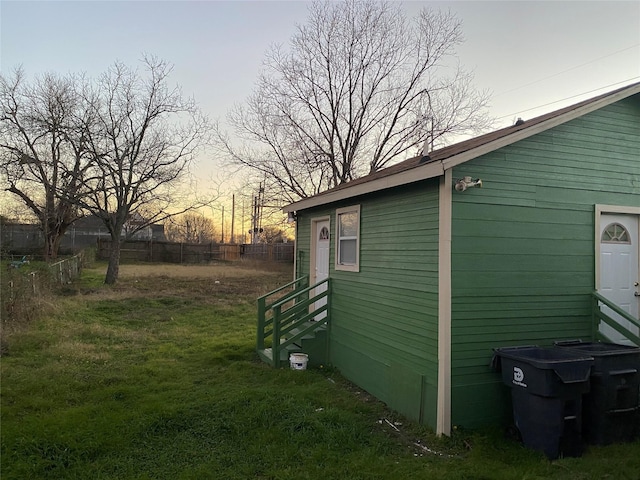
{"left": 495, "top": 345, "right": 594, "bottom": 366}
{"left": 494, "top": 345, "right": 594, "bottom": 384}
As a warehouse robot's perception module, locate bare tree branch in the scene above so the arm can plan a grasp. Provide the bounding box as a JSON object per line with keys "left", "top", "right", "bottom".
{"left": 165, "top": 213, "right": 218, "bottom": 244}
{"left": 77, "top": 56, "right": 211, "bottom": 283}
{"left": 0, "top": 68, "right": 93, "bottom": 259}
{"left": 214, "top": 0, "right": 492, "bottom": 201}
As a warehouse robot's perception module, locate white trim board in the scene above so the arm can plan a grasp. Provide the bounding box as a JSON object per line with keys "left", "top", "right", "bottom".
{"left": 437, "top": 168, "right": 453, "bottom": 436}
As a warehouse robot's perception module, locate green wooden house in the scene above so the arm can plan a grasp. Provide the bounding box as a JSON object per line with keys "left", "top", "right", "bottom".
{"left": 257, "top": 82, "right": 640, "bottom": 435}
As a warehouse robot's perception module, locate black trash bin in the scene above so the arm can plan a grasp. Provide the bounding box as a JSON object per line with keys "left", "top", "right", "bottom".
{"left": 493, "top": 345, "right": 594, "bottom": 460}
{"left": 555, "top": 340, "right": 640, "bottom": 445}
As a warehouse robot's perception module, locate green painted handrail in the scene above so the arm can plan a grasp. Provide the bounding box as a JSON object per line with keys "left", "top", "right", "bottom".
{"left": 271, "top": 278, "right": 328, "bottom": 309}
{"left": 258, "top": 275, "right": 309, "bottom": 308}
{"left": 257, "top": 277, "right": 330, "bottom": 367}
{"left": 592, "top": 291, "right": 640, "bottom": 345}
{"left": 271, "top": 278, "right": 330, "bottom": 367}
{"left": 257, "top": 275, "right": 308, "bottom": 351}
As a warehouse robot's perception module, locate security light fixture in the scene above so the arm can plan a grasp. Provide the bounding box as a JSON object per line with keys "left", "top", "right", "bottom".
{"left": 454, "top": 176, "right": 483, "bottom": 192}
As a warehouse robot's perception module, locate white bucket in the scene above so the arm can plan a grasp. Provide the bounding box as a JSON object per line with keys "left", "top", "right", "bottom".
{"left": 289, "top": 353, "right": 309, "bottom": 370}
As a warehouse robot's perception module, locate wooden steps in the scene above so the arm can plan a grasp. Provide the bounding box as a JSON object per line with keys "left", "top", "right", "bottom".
{"left": 257, "top": 321, "right": 327, "bottom": 368}
{"left": 256, "top": 277, "right": 330, "bottom": 369}
{"left": 257, "top": 344, "right": 301, "bottom": 365}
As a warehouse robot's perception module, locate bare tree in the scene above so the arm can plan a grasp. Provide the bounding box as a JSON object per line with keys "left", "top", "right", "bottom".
{"left": 165, "top": 213, "right": 217, "bottom": 244}
{"left": 0, "top": 69, "right": 93, "bottom": 259}
{"left": 79, "top": 57, "right": 210, "bottom": 284}
{"left": 259, "top": 225, "right": 293, "bottom": 244}
{"left": 215, "top": 0, "right": 491, "bottom": 201}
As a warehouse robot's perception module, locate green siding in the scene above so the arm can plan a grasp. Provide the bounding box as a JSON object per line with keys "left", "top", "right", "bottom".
{"left": 296, "top": 181, "right": 441, "bottom": 427}
{"left": 292, "top": 93, "right": 639, "bottom": 432}
{"left": 450, "top": 94, "right": 640, "bottom": 428}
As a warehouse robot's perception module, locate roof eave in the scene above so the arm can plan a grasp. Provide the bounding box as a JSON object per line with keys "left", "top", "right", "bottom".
{"left": 283, "top": 161, "right": 444, "bottom": 212}
{"left": 284, "top": 82, "right": 640, "bottom": 213}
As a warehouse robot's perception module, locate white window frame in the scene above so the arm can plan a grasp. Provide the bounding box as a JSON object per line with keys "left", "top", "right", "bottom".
{"left": 335, "top": 205, "right": 360, "bottom": 272}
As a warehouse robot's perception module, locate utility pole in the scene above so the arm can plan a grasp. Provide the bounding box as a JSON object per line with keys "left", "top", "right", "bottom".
{"left": 221, "top": 205, "right": 225, "bottom": 244}
{"left": 258, "top": 182, "right": 264, "bottom": 236}
{"left": 231, "top": 194, "right": 235, "bottom": 244}
{"left": 241, "top": 198, "right": 245, "bottom": 244}
{"left": 252, "top": 193, "right": 258, "bottom": 244}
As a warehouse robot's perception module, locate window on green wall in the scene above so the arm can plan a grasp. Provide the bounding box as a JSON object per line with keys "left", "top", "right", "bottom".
{"left": 336, "top": 205, "right": 360, "bottom": 272}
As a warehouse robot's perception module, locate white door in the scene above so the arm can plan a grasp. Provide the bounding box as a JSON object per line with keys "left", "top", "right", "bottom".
{"left": 598, "top": 213, "right": 640, "bottom": 344}
{"left": 313, "top": 220, "right": 330, "bottom": 320}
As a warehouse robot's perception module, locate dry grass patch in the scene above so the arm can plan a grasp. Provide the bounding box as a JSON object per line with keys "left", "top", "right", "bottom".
{"left": 116, "top": 262, "right": 290, "bottom": 279}
{"left": 80, "top": 262, "right": 293, "bottom": 304}
{"left": 51, "top": 341, "right": 112, "bottom": 362}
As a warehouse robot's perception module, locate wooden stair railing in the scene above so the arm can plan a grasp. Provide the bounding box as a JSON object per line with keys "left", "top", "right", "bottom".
{"left": 257, "top": 275, "right": 308, "bottom": 351}
{"left": 257, "top": 277, "right": 331, "bottom": 367}
{"left": 592, "top": 291, "right": 640, "bottom": 346}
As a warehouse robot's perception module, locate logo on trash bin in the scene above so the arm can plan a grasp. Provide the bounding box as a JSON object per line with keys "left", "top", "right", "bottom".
{"left": 512, "top": 367, "right": 527, "bottom": 387}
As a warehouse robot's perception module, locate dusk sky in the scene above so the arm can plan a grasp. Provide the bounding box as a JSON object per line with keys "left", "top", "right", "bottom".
{"left": 1, "top": 0, "right": 639, "bottom": 212}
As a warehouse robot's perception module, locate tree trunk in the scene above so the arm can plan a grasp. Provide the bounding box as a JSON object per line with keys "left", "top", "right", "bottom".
{"left": 105, "top": 239, "right": 121, "bottom": 285}
{"left": 43, "top": 235, "right": 55, "bottom": 261}
{"left": 44, "top": 232, "right": 64, "bottom": 261}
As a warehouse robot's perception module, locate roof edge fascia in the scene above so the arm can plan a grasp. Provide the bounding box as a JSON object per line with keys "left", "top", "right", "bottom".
{"left": 283, "top": 161, "right": 444, "bottom": 212}
{"left": 284, "top": 83, "right": 640, "bottom": 213}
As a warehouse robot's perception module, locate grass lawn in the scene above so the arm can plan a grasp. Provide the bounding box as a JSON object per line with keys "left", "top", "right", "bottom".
{"left": 1, "top": 261, "right": 639, "bottom": 479}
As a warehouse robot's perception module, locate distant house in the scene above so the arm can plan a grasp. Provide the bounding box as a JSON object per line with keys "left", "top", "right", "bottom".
{"left": 63, "top": 215, "right": 166, "bottom": 249}
{"left": 259, "top": 82, "right": 640, "bottom": 435}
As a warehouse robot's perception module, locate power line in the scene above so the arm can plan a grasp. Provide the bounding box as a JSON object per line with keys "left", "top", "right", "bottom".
{"left": 494, "top": 43, "right": 640, "bottom": 98}
{"left": 496, "top": 76, "right": 640, "bottom": 121}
